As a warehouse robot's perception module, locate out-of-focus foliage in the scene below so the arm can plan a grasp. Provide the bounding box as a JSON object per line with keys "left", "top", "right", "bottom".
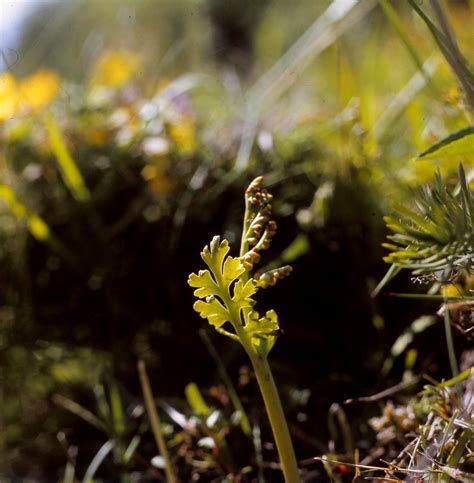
{"left": 0, "top": 0, "right": 473, "bottom": 480}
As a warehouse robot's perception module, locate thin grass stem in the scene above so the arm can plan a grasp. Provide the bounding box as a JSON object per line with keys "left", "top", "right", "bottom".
{"left": 442, "top": 295, "right": 459, "bottom": 377}
{"left": 199, "top": 329, "right": 252, "bottom": 436}
{"left": 137, "top": 360, "right": 176, "bottom": 483}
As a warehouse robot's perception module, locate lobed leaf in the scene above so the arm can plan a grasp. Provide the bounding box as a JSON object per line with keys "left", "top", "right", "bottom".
{"left": 188, "top": 237, "right": 253, "bottom": 334}
{"left": 193, "top": 298, "right": 229, "bottom": 328}
{"left": 223, "top": 256, "right": 245, "bottom": 285}
{"left": 201, "top": 237, "right": 226, "bottom": 274}
{"left": 232, "top": 279, "right": 257, "bottom": 307}
{"left": 199, "top": 236, "right": 245, "bottom": 291}
{"left": 244, "top": 310, "right": 280, "bottom": 357}
{"left": 188, "top": 270, "right": 219, "bottom": 298}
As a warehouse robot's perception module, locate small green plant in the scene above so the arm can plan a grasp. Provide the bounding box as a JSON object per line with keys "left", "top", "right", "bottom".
{"left": 383, "top": 164, "right": 473, "bottom": 279}
{"left": 381, "top": 164, "right": 473, "bottom": 377}
{"left": 187, "top": 177, "right": 300, "bottom": 482}
{"left": 53, "top": 376, "right": 142, "bottom": 482}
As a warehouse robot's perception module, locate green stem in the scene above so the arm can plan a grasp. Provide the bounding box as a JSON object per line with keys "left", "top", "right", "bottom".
{"left": 240, "top": 194, "right": 251, "bottom": 258}
{"left": 226, "top": 302, "right": 300, "bottom": 482}
{"left": 246, "top": 349, "right": 301, "bottom": 483}
{"left": 440, "top": 429, "right": 473, "bottom": 482}
{"left": 442, "top": 295, "right": 459, "bottom": 377}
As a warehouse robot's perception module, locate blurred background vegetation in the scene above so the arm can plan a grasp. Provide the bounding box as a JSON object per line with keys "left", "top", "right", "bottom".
{"left": 0, "top": 0, "right": 473, "bottom": 480}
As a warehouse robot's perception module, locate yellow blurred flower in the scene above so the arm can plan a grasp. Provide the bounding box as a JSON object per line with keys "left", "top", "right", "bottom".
{"left": 441, "top": 284, "right": 463, "bottom": 298}
{"left": 0, "top": 73, "right": 19, "bottom": 122}
{"left": 92, "top": 50, "right": 141, "bottom": 88}
{"left": 85, "top": 128, "right": 109, "bottom": 146}
{"left": 169, "top": 118, "right": 197, "bottom": 155}
{"left": 20, "top": 69, "right": 60, "bottom": 112}
{"left": 149, "top": 175, "right": 174, "bottom": 195}
{"left": 0, "top": 70, "right": 59, "bottom": 122}
{"left": 141, "top": 164, "right": 174, "bottom": 195}
{"left": 141, "top": 164, "right": 159, "bottom": 181}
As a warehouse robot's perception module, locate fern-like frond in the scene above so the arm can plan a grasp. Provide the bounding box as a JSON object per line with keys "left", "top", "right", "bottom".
{"left": 188, "top": 177, "right": 293, "bottom": 357}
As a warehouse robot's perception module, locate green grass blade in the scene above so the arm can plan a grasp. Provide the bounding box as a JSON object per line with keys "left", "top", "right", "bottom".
{"left": 108, "top": 380, "right": 125, "bottom": 437}
{"left": 382, "top": 315, "right": 437, "bottom": 375}
{"left": 62, "top": 459, "right": 76, "bottom": 483}
{"left": 234, "top": 0, "right": 378, "bottom": 172}
{"left": 0, "top": 184, "right": 50, "bottom": 241}
{"left": 123, "top": 434, "right": 141, "bottom": 464}
{"left": 0, "top": 184, "right": 84, "bottom": 273}
{"left": 419, "top": 367, "right": 472, "bottom": 395}
{"left": 45, "top": 114, "right": 90, "bottom": 202}
{"left": 373, "top": 56, "right": 438, "bottom": 141}
{"left": 442, "top": 294, "right": 459, "bottom": 377}
{"left": 252, "top": 419, "right": 265, "bottom": 483}
{"left": 52, "top": 393, "right": 107, "bottom": 433}
{"left": 372, "top": 264, "right": 401, "bottom": 297}
{"left": 328, "top": 403, "right": 354, "bottom": 455}
{"left": 83, "top": 439, "right": 115, "bottom": 483}
{"left": 185, "top": 382, "right": 210, "bottom": 417}
{"left": 408, "top": 0, "right": 474, "bottom": 108}
{"left": 408, "top": 0, "right": 452, "bottom": 59}
{"left": 379, "top": 0, "right": 426, "bottom": 74}
{"left": 439, "top": 429, "right": 473, "bottom": 482}
{"left": 94, "top": 383, "right": 112, "bottom": 431}
{"left": 199, "top": 329, "right": 252, "bottom": 436}
{"left": 416, "top": 125, "right": 474, "bottom": 159}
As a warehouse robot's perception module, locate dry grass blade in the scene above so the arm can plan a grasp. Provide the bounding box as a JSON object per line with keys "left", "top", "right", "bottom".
{"left": 344, "top": 376, "right": 421, "bottom": 404}
{"left": 137, "top": 360, "right": 176, "bottom": 483}
{"left": 408, "top": 0, "right": 474, "bottom": 109}
{"left": 314, "top": 456, "right": 442, "bottom": 476}
{"left": 52, "top": 393, "right": 107, "bottom": 433}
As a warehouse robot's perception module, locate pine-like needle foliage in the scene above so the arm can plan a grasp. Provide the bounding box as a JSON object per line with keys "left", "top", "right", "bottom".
{"left": 383, "top": 165, "right": 473, "bottom": 279}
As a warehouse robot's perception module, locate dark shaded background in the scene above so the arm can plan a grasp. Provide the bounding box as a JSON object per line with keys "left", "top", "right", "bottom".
{"left": 0, "top": 0, "right": 472, "bottom": 479}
